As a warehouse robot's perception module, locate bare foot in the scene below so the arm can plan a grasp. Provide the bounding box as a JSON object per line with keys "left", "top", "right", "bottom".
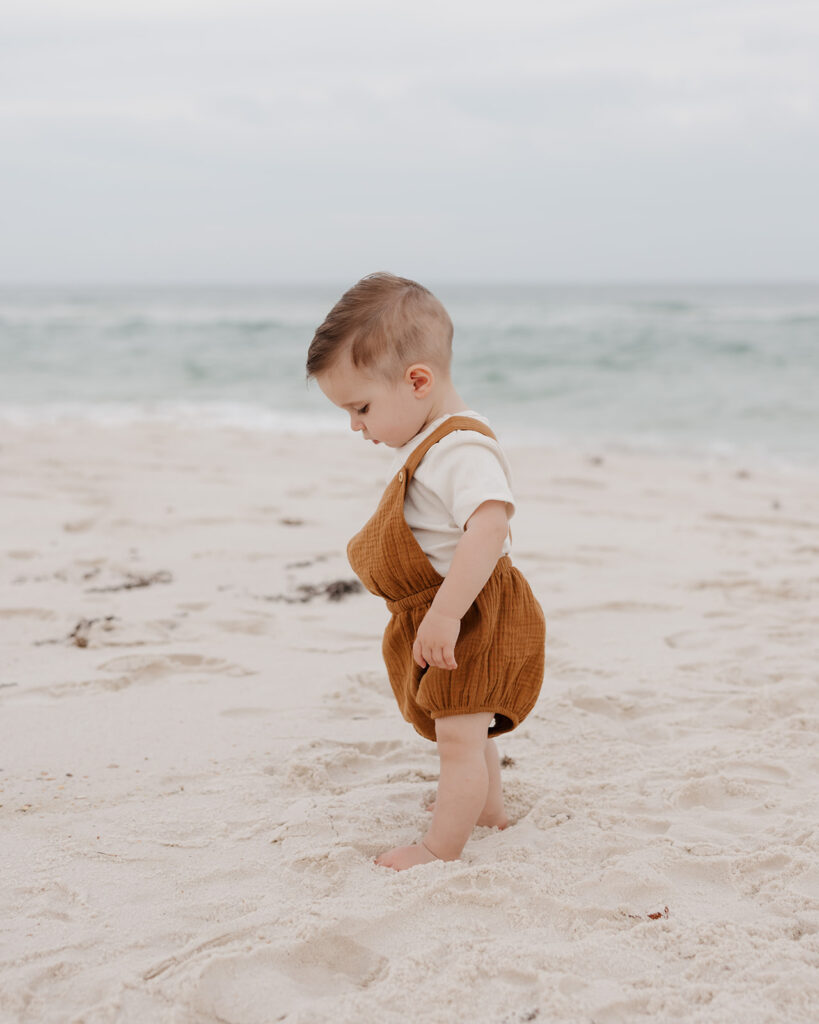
{"left": 374, "top": 843, "right": 439, "bottom": 871}
{"left": 424, "top": 799, "right": 509, "bottom": 830}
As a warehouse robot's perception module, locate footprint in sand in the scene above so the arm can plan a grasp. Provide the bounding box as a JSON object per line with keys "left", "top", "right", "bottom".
{"left": 722, "top": 760, "right": 790, "bottom": 783}
{"left": 15, "top": 878, "right": 89, "bottom": 923}
{"left": 214, "top": 617, "right": 274, "bottom": 636}
{"left": 671, "top": 774, "right": 763, "bottom": 810}
{"left": 557, "top": 601, "right": 678, "bottom": 618}
{"left": 62, "top": 518, "right": 96, "bottom": 533}
{"left": 0, "top": 607, "right": 57, "bottom": 619}
{"left": 731, "top": 850, "right": 792, "bottom": 883}
{"left": 284, "top": 738, "right": 431, "bottom": 794}
{"left": 182, "top": 934, "right": 387, "bottom": 1024}
{"left": 98, "top": 652, "right": 255, "bottom": 681}
{"left": 573, "top": 864, "right": 671, "bottom": 920}
{"left": 523, "top": 798, "right": 573, "bottom": 832}
{"left": 664, "top": 629, "right": 721, "bottom": 650}
{"left": 569, "top": 690, "right": 663, "bottom": 721}
{"left": 15, "top": 653, "right": 256, "bottom": 701}
{"left": 727, "top": 851, "right": 814, "bottom": 913}
{"left": 323, "top": 670, "right": 394, "bottom": 720}
{"left": 321, "top": 671, "right": 395, "bottom": 720}
{"left": 345, "top": 671, "right": 390, "bottom": 694}
{"left": 542, "top": 656, "right": 601, "bottom": 680}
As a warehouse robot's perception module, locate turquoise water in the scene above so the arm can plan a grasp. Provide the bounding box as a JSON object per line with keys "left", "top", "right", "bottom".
{"left": 0, "top": 283, "right": 817, "bottom": 465}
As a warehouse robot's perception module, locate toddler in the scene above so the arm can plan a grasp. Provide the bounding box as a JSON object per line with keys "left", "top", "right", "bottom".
{"left": 306, "top": 273, "right": 545, "bottom": 871}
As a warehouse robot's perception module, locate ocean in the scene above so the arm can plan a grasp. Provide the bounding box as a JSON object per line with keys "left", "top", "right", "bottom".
{"left": 1, "top": 283, "right": 817, "bottom": 467}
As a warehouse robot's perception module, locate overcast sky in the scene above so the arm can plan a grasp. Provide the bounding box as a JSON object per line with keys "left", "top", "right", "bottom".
{"left": 2, "top": 0, "right": 818, "bottom": 284}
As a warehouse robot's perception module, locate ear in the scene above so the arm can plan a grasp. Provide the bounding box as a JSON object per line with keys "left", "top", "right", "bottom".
{"left": 405, "top": 363, "right": 434, "bottom": 397}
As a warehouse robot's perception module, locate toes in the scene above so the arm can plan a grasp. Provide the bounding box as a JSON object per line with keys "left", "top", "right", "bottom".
{"left": 374, "top": 849, "right": 399, "bottom": 870}
{"left": 374, "top": 844, "right": 437, "bottom": 871}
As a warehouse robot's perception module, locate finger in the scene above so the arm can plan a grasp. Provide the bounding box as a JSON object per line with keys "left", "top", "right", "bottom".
{"left": 412, "top": 639, "right": 427, "bottom": 669}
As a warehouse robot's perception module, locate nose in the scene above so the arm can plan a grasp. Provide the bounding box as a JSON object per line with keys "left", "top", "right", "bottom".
{"left": 350, "top": 414, "right": 363, "bottom": 432}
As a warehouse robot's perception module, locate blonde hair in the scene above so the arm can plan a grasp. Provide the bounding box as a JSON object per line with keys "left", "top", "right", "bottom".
{"left": 306, "top": 272, "right": 453, "bottom": 382}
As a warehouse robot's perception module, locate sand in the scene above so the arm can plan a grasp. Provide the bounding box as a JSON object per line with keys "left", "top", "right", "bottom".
{"left": 1, "top": 420, "right": 818, "bottom": 1024}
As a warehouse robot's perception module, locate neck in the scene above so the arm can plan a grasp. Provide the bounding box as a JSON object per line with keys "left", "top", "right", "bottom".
{"left": 420, "top": 380, "right": 469, "bottom": 432}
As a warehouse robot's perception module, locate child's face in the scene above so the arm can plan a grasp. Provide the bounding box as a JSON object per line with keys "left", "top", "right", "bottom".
{"left": 315, "top": 357, "right": 430, "bottom": 449}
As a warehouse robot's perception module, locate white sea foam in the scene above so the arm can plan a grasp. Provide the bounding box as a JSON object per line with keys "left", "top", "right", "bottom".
{"left": 0, "top": 399, "right": 346, "bottom": 435}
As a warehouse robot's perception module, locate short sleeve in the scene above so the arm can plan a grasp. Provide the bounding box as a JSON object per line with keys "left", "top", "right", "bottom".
{"left": 414, "top": 431, "right": 516, "bottom": 531}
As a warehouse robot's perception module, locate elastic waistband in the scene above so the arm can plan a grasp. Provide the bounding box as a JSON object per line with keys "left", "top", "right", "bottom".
{"left": 386, "top": 555, "right": 513, "bottom": 614}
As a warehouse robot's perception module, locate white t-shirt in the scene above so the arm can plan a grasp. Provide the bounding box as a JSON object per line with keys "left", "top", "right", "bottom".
{"left": 388, "top": 410, "right": 515, "bottom": 576}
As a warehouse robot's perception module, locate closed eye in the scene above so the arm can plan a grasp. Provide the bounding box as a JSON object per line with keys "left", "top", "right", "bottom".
{"left": 355, "top": 405, "right": 369, "bottom": 414}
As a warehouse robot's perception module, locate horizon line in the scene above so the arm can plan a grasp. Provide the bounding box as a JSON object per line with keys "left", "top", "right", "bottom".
{"left": 1, "top": 277, "right": 818, "bottom": 290}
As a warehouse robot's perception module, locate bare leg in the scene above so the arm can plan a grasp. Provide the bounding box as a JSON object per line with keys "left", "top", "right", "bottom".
{"left": 479, "top": 737, "right": 510, "bottom": 829}
{"left": 375, "top": 712, "right": 493, "bottom": 871}
{"left": 425, "top": 736, "right": 509, "bottom": 829}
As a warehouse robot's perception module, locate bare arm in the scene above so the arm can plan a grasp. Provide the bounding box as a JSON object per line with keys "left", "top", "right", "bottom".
{"left": 412, "top": 500, "right": 510, "bottom": 670}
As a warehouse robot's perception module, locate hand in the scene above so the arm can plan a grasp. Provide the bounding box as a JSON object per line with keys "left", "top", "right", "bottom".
{"left": 412, "top": 608, "right": 461, "bottom": 670}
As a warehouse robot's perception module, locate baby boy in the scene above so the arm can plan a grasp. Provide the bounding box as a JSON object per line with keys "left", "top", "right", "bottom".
{"left": 307, "top": 272, "right": 545, "bottom": 870}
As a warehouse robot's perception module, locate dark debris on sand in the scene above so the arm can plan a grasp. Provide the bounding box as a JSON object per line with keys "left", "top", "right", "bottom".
{"left": 87, "top": 570, "right": 173, "bottom": 593}
{"left": 34, "top": 615, "right": 121, "bottom": 648}
{"left": 263, "top": 578, "right": 364, "bottom": 604}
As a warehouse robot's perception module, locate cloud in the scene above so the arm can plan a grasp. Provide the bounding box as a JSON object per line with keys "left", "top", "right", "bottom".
{"left": 1, "top": 0, "right": 817, "bottom": 281}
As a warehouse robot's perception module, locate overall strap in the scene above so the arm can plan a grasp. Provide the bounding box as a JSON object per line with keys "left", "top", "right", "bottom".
{"left": 403, "top": 416, "right": 497, "bottom": 482}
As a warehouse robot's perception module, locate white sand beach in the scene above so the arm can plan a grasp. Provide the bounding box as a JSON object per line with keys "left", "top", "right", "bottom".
{"left": 1, "top": 420, "right": 818, "bottom": 1023}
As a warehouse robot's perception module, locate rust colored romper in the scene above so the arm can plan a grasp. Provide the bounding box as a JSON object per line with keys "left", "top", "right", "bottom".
{"left": 347, "top": 415, "right": 546, "bottom": 742}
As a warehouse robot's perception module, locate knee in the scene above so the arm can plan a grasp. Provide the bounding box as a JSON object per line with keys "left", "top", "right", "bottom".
{"left": 435, "top": 712, "right": 493, "bottom": 753}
